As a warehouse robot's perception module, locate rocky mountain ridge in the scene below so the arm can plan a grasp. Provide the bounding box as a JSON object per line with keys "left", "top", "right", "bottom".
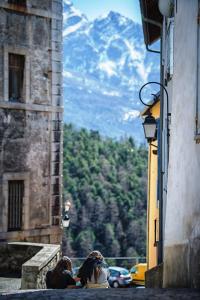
{"left": 62, "top": 0, "right": 159, "bottom": 142}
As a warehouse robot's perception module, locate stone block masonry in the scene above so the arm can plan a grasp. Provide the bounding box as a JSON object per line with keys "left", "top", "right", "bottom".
{"left": 0, "top": 0, "right": 63, "bottom": 244}
{"left": 0, "top": 242, "right": 61, "bottom": 290}
{"left": 21, "top": 242, "right": 60, "bottom": 289}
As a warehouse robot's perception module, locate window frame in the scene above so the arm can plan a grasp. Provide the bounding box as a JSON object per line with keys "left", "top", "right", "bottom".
{"left": 3, "top": 46, "right": 30, "bottom": 103}
{"left": 2, "top": 172, "right": 30, "bottom": 233}
{"left": 8, "top": 53, "right": 25, "bottom": 103}
{"left": 8, "top": 180, "right": 24, "bottom": 231}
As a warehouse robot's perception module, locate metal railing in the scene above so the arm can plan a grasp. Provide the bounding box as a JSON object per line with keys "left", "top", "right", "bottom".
{"left": 70, "top": 257, "right": 146, "bottom": 269}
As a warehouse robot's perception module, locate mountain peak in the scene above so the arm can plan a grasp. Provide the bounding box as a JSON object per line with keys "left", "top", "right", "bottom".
{"left": 108, "top": 10, "right": 122, "bottom": 18}
{"left": 62, "top": 1, "right": 160, "bottom": 141}
{"left": 63, "top": 0, "right": 72, "bottom": 5}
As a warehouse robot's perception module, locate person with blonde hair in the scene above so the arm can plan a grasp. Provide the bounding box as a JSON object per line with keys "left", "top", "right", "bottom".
{"left": 46, "top": 256, "right": 76, "bottom": 289}
{"left": 77, "top": 250, "right": 109, "bottom": 288}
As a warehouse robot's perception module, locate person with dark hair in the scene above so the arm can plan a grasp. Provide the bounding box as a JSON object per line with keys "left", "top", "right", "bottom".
{"left": 77, "top": 250, "right": 109, "bottom": 288}
{"left": 46, "top": 256, "right": 76, "bottom": 289}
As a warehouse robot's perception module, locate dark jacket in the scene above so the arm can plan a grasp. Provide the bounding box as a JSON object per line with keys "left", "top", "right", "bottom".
{"left": 46, "top": 269, "right": 76, "bottom": 289}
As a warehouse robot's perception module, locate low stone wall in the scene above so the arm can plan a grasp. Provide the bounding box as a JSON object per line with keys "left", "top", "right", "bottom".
{"left": 0, "top": 242, "right": 41, "bottom": 276}
{"left": 20, "top": 243, "right": 60, "bottom": 289}
{"left": 0, "top": 242, "right": 60, "bottom": 289}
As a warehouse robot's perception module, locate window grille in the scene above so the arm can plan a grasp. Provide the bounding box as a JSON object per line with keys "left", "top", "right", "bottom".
{"left": 8, "top": 0, "right": 26, "bottom": 6}
{"left": 8, "top": 180, "right": 24, "bottom": 231}
{"left": 9, "top": 53, "right": 25, "bottom": 102}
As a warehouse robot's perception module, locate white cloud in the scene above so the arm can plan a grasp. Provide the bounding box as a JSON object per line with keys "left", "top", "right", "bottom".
{"left": 125, "top": 40, "right": 145, "bottom": 61}
{"left": 63, "top": 21, "right": 84, "bottom": 37}
{"left": 63, "top": 0, "right": 72, "bottom": 5}
{"left": 123, "top": 110, "right": 140, "bottom": 121}
{"left": 63, "top": 70, "right": 73, "bottom": 78}
{"left": 103, "top": 90, "right": 121, "bottom": 97}
{"left": 99, "top": 60, "right": 117, "bottom": 77}
{"left": 136, "top": 63, "right": 152, "bottom": 83}
{"left": 124, "top": 39, "right": 153, "bottom": 83}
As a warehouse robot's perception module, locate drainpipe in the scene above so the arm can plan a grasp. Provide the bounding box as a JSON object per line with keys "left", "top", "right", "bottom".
{"left": 141, "top": 14, "right": 164, "bottom": 265}
{"left": 158, "top": 35, "right": 164, "bottom": 265}
{"left": 141, "top": 15, "right": 162, "bottom": 54}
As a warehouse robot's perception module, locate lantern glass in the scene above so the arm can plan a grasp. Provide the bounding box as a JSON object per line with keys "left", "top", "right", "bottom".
{"left": 62, "top": 214, "right": 70, "bottom": 228}
{"left": 142, "top": 115, "right": 157, "bottom": 142}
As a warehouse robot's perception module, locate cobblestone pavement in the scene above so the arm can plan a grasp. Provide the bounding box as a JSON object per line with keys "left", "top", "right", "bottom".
{"left": 0, "top": 289, "right": 200, "bottom": 300}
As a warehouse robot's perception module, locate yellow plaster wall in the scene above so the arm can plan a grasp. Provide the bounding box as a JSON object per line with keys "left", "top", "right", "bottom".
{"left": 146, "top": 101, "right": 160, "bottom": 270}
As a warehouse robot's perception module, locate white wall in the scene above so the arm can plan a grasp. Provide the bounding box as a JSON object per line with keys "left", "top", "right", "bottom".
{"left": 163, "top": 0, "right": 200, "bottom": 287}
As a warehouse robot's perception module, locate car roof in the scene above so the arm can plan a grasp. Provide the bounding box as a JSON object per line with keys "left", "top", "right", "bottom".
{"left": 108, "top": 266, "right": 129, "bottom": 272}
{"left": 133, "top": 263, "right": 147, "bottom": 267}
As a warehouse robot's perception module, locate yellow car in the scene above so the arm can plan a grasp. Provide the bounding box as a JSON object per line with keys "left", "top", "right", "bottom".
{"left": 130, "top": 263, "right": 147, "bottom": 286}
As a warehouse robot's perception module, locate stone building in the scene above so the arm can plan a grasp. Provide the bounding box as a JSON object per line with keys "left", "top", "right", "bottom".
{"left": 0, "top": 0, "right": 63, "bottom": 244}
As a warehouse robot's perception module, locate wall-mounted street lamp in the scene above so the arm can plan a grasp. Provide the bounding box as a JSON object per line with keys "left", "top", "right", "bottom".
{"left": 139, "top": 81, "right": 169, "bottom": 148}
{"left": 62, "top": 213, "right": 70, "bottom": 228}
{"left": 139, "top": 81, "right": 170, "bottom": 265}
{"left": 64, "top": 200, "right": 71, "bottom": 213}
{"left": 142, "top": 114, "right": 157, "bottom": 143}
{"left": 62, "top": 200, "right": 71, "bottom": 228}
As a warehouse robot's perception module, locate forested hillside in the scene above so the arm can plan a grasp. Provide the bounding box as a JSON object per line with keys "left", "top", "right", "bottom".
{"left": 62, "top": 124, "right": 148, "bottom": 258}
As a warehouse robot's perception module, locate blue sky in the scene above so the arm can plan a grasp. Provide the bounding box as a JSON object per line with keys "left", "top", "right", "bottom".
{"left": 72, "top": 0, "right": 142, "bottom": 23}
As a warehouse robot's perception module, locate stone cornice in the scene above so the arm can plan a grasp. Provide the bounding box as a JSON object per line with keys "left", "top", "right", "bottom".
{"left": 0, "top": 3, "right": 62, "bottom": 20}
{"left": 0, "top": 101, "right": 64, "bottom": 113}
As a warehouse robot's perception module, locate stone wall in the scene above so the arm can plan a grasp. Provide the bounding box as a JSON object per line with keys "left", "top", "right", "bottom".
{"left": 0, "top": 0, "right": 63, "bottom": 244}
{"left": 21, "top": 242, "right": 60, "bottom": 289}
{"left": 0, "top": 242, "right": 61, "bottom": 289}
{"left": 0, "top": 242, "right": 41, "bottom": 276}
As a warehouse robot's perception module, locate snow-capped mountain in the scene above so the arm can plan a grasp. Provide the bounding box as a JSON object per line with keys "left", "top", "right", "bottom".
{"left": 63, "top": 0, "right": 160, "bottom": 142}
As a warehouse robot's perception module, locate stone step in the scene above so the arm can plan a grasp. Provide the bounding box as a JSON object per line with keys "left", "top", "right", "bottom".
{"left": 1, "top": 289, "right": 200, "bottom": 300}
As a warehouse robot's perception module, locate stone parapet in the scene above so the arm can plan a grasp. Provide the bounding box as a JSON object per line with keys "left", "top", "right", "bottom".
{"left": 20, "top": 243, "right": 60, "bottom": 289}
{"left": 0, "top": 242, "right": 60, "bottom": 290}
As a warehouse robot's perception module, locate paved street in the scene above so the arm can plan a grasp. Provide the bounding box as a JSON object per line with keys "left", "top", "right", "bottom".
{"left": 1, "top": 289, "right": 200, "bottom": 300}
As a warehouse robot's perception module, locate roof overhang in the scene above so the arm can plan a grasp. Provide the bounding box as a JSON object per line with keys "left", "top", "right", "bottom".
{"left": 141, "top": 95, "right": 160, "bottom": 116}
{"left": 139, "top": 0, "right": 163, "bottom": 45}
